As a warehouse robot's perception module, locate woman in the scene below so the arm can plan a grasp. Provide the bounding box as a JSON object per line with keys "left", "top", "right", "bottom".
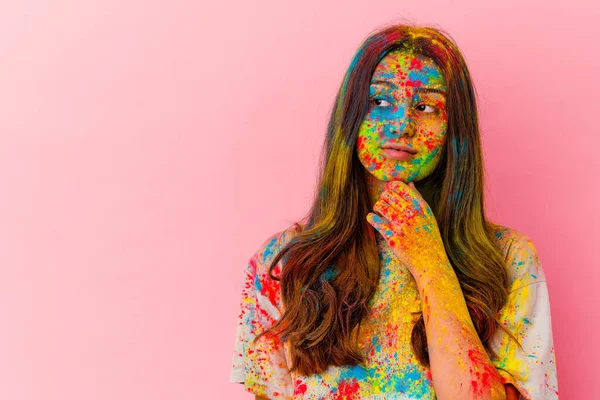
{"left": 229, "top": 24, "right": 558, "bottom": 399}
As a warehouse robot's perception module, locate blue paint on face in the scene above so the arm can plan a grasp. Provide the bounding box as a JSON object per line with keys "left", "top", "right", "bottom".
{"left": 356, "top": 49, "right": 448, "bottom": 183}
{"left": 407, "top": 64, "right": 442, "bottom": 85}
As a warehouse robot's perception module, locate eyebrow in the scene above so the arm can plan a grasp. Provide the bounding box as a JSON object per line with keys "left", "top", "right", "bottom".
{"left": 371, "top": 79, "right": 447, "bottom": 96}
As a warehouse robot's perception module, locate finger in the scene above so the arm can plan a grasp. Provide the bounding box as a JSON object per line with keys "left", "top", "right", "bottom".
{"left": 381, "top": 189, "right": 417, "bottom": 209}
{"left": 384, "top": 184, "right": 425, "bottom": 216}
{"left": 389, "top": 180, "right": 429, "bottom": 213}
{"left": 408, "top": 181, "right": 419, "bottom": 195}
{"left": 384, "top": 180, "right": 414, "bottom": 204}
{"left": 373, "top": 197, "right": 405, "bottom": 224}
{"left": 407, "top": 181, "right": 425, "bottom": 202}
{"left": 366, "top": 212, "right": 394, "bottom": 238}
{"left": 381, "top": 191, "right": 420, "bottom": 220}
{"left": 366, "top": 212, "right": 390, "bottom": 231}
{"left": 386, "top": 180, "right": 422, "bottom": 204}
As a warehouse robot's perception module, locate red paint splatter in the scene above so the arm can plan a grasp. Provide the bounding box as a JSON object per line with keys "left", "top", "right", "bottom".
{"left": 259, "top": 266, "right": 281, "bottom": 307}
{"left": 409, "top": 57, "right": 423, "bottom": 71}
{"left": 467, "top": 348, "right": 498, "bottom": 397}
{"left": 357, "top": 136, "right": 365, "bottom": 149}
{"left": 406, "top": 80, "right": 423, "bottom": 88}
{"left": 332, "top": 378, "right": 361, "bottom": 400}
{"left": 294, "top": 379, "right": 307, "bottom": 396}
{"left": 471, "top": 379, "right": 478, "bottom": 393}
{"left": 425, "top": 368, "right": 433, "bottom": 383}
{"left": 245, "top": 257, "right": 259, "bottom": 290}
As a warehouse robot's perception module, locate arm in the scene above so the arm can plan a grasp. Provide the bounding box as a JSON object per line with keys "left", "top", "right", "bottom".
{"left": 416, "top": 270, "right": 507, "bottom": 399}
{"left": 420, "top": 272, "right": 523, "bottom": 399}
{"left": 367, "top": 181, "right": 508, "bottom": 400}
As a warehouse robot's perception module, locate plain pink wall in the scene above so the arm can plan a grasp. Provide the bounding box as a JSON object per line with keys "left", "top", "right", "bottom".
{"left": 0, "top": 0, "right": 597, "bottom": 399}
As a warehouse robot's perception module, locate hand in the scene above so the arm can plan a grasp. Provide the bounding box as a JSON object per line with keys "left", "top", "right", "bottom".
{"left": 366, "top": 180, "right": 453, "bottom": 284}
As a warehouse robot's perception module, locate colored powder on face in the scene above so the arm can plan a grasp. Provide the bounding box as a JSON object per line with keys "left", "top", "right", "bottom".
{"left": 356, "top": 48, "right": 448, "bottom": 183}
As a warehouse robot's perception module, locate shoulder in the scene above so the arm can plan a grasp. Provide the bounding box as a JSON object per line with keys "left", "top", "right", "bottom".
{"left": 488, "top": 222, "right": 546, "bottom": 291}
{"left": 246, "top": 224, "right": 302, "bottom": 308}
{"left": 252, "top": 224, "right": 301, "bottom": 271}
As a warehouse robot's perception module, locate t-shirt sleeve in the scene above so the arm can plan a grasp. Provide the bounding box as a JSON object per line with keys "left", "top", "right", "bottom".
{"left": 229, "top": 232, "right": 294, "bottom": 399}
{"left": 488, "top": 231, "right": 559, "bottom": 399}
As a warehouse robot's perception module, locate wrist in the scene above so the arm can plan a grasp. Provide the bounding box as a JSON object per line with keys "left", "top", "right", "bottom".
{"left": 414, "top": 261, "right": 458, "bottom": 293}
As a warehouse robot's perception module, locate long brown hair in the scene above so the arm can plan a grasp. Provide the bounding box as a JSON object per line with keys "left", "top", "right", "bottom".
{"left": 253, "top": 23, "right": 520, "bottom": 376}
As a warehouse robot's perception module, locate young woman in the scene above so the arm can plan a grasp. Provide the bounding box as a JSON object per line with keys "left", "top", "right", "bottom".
{"left": 229, "top": 24, "right": 558, "bottom": 399}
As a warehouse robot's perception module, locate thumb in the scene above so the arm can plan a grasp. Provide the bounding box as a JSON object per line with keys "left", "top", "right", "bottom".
{"left": 408, "top": 181, "right": 424, "bottom": 201}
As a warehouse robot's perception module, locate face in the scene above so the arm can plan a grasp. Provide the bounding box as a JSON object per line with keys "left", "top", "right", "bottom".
{"left": 356, "top": 48, "right": 448, "bottom": 183}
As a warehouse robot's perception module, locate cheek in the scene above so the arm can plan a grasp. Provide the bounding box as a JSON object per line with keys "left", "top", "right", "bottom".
{"left": 357, "top": 119, "right": 384, "bottom": 150}
{"left": 420, "top": 129, "right": 446, "bottom": 151}
{"left": 416, "top": 118, "right": 447, "bottom": 151}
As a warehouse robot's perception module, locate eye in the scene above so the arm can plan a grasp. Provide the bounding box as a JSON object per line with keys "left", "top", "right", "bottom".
{"left": 416, "top": 103, "right": 437, "bottom": 113}
{"left": 370, "top": 98, "right": 392, "bottom": 108}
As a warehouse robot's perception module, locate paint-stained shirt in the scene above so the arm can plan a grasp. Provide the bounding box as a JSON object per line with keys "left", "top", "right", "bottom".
{"left": 229, "top": 224, "right": 559, "bottom": 399}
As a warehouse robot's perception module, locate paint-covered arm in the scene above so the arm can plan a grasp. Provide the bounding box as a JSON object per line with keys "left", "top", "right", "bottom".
{"left": 366, "top": 180, "right": 507, "bottom": 399}
{"left": 416, "top": 266, "right": 507, "bottom": 399}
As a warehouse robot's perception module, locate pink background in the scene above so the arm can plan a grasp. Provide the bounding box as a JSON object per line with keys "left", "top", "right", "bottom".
{"left": 0, "top": 0, "right": 597, "bottom": 399}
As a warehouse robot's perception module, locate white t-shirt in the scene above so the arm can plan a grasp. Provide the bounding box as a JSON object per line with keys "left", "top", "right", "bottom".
{"left": 229, "top": 223, "right": 559, "bottom": 399}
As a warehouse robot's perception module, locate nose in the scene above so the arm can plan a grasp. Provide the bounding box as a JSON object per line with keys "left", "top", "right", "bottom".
{"left": 387, "top": 106, "right": 415, "bottom": 137}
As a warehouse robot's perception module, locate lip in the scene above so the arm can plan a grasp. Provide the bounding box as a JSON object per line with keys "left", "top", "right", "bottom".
{"left": 381, "top": 143, "right": 418, "bottom": 160}
{"left": 381, "top": 143, "right": 418, "bottom": 154}
{"left": 382, "top": 148, "right": 416, "bottom": 160}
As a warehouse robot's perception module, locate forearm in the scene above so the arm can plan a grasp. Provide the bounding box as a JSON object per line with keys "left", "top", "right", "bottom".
{"left": 417, "top": 268, "right": 506, "bottom": 400}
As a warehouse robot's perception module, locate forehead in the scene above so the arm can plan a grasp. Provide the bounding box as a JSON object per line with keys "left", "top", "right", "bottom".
{"left": 371, "top": 49, "right": 446, "bottom": 89}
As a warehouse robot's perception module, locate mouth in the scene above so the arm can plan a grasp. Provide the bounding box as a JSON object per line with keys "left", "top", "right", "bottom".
{"left": 381, "top": 148, "right": 417, "bottom": 160}
{"left": 381, "top": 144, "right": 418, "bottom": 154}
